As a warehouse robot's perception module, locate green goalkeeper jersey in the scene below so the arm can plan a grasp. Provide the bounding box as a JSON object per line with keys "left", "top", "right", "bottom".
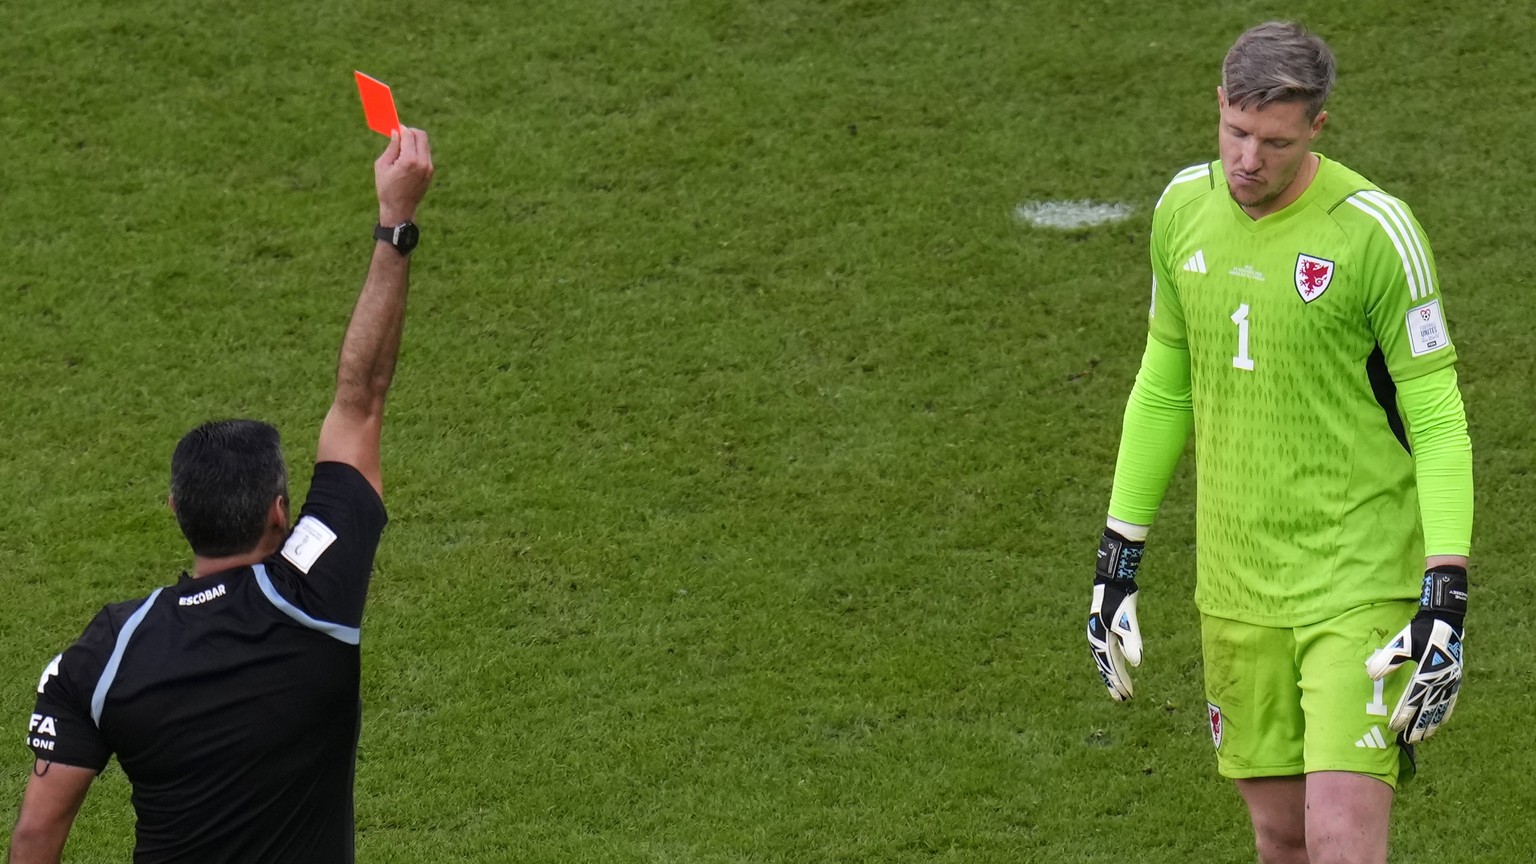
{"left": 1149, "top": 155, "right": 1458, "bottom": 626}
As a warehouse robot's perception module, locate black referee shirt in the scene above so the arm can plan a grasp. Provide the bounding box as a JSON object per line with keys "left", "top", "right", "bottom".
{"left": 26, "top": 462, "right": 387, "bottom": 863}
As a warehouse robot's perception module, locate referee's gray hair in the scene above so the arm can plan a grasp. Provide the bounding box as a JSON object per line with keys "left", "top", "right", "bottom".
{"left": 1222, "top": 22, "right": 1336, "bottom": 119}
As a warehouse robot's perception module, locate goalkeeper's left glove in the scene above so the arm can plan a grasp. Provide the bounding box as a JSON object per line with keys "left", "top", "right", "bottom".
{"left": 1365, "top": 566, "right": 1468, "bottom": 744}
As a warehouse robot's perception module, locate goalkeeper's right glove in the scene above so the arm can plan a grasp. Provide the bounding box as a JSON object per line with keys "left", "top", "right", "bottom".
{"left": 1088, "top": 527, "right": 1145, "bottom": 701}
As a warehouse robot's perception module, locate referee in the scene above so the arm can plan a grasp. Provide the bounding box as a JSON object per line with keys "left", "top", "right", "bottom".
{"left": 8, "top": 127, "right": 434, "bottom": 863}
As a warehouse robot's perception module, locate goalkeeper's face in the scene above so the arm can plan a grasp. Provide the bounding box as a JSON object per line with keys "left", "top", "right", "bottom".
{"left": 1216, "top": 88, "right": 1327, "bottom": 218}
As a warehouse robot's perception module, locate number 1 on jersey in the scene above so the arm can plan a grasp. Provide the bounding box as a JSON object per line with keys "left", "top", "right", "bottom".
{"left": 1367, "top": 677, "right": 1389, "bottom": 717}
{"left": 1231, "top": 303, "right": 1255, "bottom": 371}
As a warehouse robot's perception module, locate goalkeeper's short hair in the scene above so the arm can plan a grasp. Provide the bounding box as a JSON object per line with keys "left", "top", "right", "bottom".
{"left": 1222, "top": 21, "right": 1336, "bottom": 119}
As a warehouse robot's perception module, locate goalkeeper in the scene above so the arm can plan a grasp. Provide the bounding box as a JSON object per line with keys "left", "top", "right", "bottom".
{"left": 1087, "top": 21, "right": 1473, "bottom": 864}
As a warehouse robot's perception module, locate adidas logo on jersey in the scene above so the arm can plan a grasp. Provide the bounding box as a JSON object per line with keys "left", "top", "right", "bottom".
{"left": 1355, "top": 726, "right": 1389, "bottom": 749}
{"left": 1182, "top": 249, "right": 1207, "bottom": 274}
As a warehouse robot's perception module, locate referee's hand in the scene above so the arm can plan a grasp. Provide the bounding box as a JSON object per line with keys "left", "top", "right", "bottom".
{"left": 376, "top": 127, "right": 435, "bottom": 226}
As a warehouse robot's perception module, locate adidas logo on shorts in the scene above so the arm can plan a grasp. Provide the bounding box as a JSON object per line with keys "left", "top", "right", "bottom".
{"left": 1354, "top": 725, "right": 1389, "bottom": 749}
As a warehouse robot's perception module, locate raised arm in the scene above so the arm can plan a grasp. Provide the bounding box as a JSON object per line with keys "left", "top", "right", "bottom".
{"left": 316, "top": 127, "right": 435, "bottom": 498}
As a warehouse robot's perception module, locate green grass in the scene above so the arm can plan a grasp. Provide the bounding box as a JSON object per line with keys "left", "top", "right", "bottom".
{"left": 3, "top": 0, "right": 1535, "bottom": 861}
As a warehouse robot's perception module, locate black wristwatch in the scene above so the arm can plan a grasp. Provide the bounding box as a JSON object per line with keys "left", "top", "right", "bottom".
{"left": 374, "top": 221, "right": 420, "bottom": 256}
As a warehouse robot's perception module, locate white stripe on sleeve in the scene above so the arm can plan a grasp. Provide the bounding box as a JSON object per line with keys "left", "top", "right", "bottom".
{"left": 1345, "top": 193, "right": 1432, "bottom": 300}
{"left": 1358, "top": 190, "right": 1436, "bottom": 299}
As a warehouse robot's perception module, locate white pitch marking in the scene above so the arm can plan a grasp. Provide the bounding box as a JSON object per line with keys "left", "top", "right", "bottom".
{"left": 1014, "top": 200, "right": 1134, "bottom": 230}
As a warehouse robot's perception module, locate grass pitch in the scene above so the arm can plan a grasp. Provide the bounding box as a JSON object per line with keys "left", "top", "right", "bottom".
{"left": 3, "top": 1, "right": 1535, "bottom": 861}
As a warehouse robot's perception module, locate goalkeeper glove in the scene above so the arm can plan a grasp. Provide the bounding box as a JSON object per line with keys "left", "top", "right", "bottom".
{"left": 1365, "top": 566, "right": 1468, "bottom": 743}
{"left": 1088, "top": 527, "right": 1144, "bottom": 701}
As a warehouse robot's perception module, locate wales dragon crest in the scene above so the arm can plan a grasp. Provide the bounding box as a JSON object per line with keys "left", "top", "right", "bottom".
{"left": 1294, "top": 253, "right": 1335, "bottom": 303}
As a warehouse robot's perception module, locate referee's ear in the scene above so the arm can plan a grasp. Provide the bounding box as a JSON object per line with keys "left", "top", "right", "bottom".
{"left": 268, "top": 496, "right": 289, "bottom": 530}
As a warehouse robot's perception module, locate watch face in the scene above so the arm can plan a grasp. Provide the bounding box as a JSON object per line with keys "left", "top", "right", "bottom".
{"left": 395, "top": 222, "right": 420, "bottom": 252}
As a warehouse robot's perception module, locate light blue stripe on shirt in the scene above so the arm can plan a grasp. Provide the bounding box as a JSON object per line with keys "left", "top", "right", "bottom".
{"left": 90, "top": 588, "right": 163, "bottom": 727}
{"left": 253, "top": 564, "right": 361, "bottom": 645}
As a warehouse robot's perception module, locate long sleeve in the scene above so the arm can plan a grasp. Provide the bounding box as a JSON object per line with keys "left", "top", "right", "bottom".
{"left": 1396, "top": 365, "right": 1474, "bottom": 557}
{"left": 1107, "top": 335, "right": 1195, "bottom": 526}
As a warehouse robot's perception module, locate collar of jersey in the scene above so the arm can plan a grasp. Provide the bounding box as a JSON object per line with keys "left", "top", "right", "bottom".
{"left": 1223, "top": 153, "right": 1329, "bottom": 232}
{"left": 175, "top": 565, "right": 251, "bottom": 590}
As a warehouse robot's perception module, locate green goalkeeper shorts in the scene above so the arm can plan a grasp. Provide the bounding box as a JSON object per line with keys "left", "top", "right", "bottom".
{"left": 1200, "top": 601, "right": 1417, "bottom": 788}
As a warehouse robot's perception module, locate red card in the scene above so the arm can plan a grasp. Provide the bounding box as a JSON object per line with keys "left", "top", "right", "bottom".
{"left": 354, "top": 71, "right": 400, "bottom": 136}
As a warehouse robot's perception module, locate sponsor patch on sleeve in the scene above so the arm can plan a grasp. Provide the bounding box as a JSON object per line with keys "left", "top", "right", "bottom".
{"left": 281, "top": 516, "right": 338, "bottom": 574}
{"left": 1406, "top": 299, "right": 1450, "bottom": 357}
{"left": 28, "top": 712, "right": 60, "bottom": 752}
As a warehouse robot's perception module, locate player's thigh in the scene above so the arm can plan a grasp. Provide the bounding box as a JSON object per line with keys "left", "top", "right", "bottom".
{"left": 1235, "top": 775, "right": 1307, "bottom": 861}
{"left": 1201, "top": 614, "right": 1305, "bottom": 778}
{"left": 1296, "top": 601, "right": 1417, "bottom": 788}
{"left": 1305, "top": 771, "right": 1393, "bottom": 864}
